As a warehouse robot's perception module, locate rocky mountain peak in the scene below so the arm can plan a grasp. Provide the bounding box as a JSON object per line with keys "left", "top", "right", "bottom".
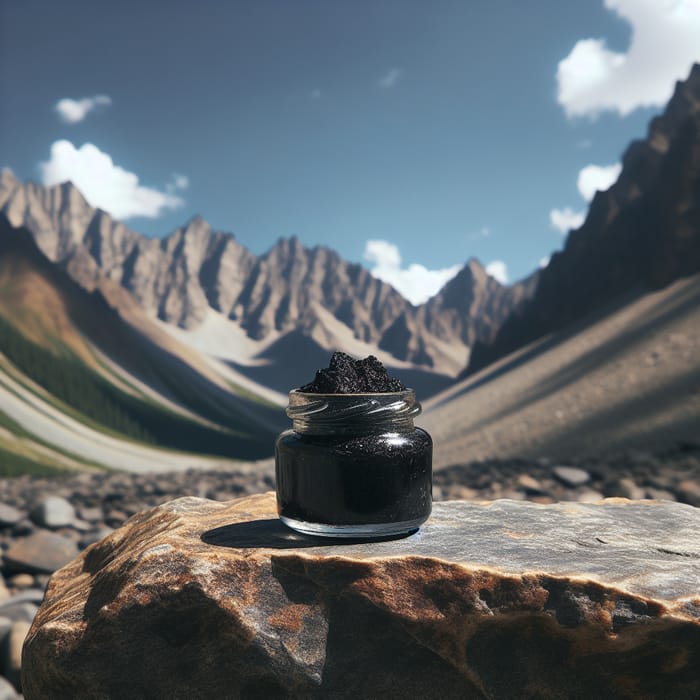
{"left": 466, "top": 62, "right": 700, "bottom": 376}
{"left": 1, "top": 176, "right": 532, "bottom": 378}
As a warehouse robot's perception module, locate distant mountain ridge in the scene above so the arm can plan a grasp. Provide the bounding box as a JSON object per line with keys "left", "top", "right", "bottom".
{"left": 0, "top": 171, "right": 535, "bottom": 377}
{"left": 467, "top": 62, "right": 700, "bottom": 376}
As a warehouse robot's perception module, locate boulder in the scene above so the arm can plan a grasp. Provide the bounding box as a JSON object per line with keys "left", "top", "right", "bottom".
{"left": 23, "top": 494, "right": 700, "bottom": 699}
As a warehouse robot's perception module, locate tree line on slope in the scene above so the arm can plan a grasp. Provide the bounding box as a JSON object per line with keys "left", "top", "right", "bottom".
{"left": 0, "top": 317, "right": 268, "bottom": 458}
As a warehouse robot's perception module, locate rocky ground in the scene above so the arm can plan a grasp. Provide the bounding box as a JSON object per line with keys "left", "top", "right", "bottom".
{"left": 0, "top": 445, "right": 697, "bottom": 697}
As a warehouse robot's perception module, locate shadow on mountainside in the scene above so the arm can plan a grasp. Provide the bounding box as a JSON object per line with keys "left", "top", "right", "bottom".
{"left": 227, "top": 330, "right": 453, "bottom": 399}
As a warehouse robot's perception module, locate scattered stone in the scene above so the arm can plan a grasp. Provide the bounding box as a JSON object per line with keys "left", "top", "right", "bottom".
{"left": 4, "top": 621, "right": 30, "bottom": 691}
{"left": 0, "top": 674, "right": 19, "bottom": 700}
{"left": 677, "top": 479, "right": 700, "bottom": 507}
{"left": 9, "top": 521, "right": 33, "bottom": 538}
{"left": 0, "top": 601, "right": 37, "bottom": 624}
{"left": 553, "top": 465, "right": 591, "bottom": 487}
{"left": 23, "top": 493, "right": 700, "bottom": 699}
{"left": 0, "top": 618, "right": 12, "bottom": 646}
{"left": 3, "top": 531, "right": 79, "bottom": 575}
{"left": 606, "top": 477, "right": 646, "bottom": 500}
{"left": 77, "top": 507, "right": 103, "bottom": 523}
{"left": 646, "top": 487, "right": 677, "bottom": 501}
{"left": 516, "top": 473, "right": 545, "bottom": 493}
{"left": 0, "top": 507, "right": 22, "bottom": 528}
{"left": 6, "top": 575, "right": 32, "bottom": 591}
{"left": 29, "top": 497, "right": 75, "bottom": 530}
{"left": 576, "top": 489, "right": 605, "bottom": 503}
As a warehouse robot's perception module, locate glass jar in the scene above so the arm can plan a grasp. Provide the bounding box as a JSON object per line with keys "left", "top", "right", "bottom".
{"left": 275, "top": 389, "right": 432, "bottom": 538}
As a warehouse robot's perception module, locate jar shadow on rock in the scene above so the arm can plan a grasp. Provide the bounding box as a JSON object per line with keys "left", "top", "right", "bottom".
{"left": 275, "top": 390, "right": 432, "bottom": 538}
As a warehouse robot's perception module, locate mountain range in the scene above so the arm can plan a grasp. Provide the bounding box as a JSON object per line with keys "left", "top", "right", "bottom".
{"left": 0, "top": 63, "right": 699, "bottom": 473}
{"left": 0, "top": 170, "right": 535, "bottom": 391}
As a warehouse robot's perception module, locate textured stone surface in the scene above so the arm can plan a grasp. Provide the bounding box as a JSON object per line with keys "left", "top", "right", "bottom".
{"left": 23, "top": 493, "right": 700, "bottom": 699}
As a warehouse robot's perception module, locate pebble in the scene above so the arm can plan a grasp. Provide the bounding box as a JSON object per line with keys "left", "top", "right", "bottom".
{"left": 0, "top": 674, "right": 19, "bottom": 700}
{"left": 677, "top": 479, "right": 700, "bottom": 507}
{"left": 30, "top": 496, "right": 75, "bottom": 529}
{"left": 0, "top": 618, "right": 11, "bottom": 645}
{"left": 3, "top": 531, "right": 79, "bottom": 575}
{"left": 606, "top": 477, "right": 646, "bottom": 500}
{"left": 6, "top": 574, "right": 33, "bottom": 590}
{"left": 0, "top": 506, "right": 23, "bottom": 528}
{"left": 645, "top": 488, "right": 676, "bottom": 501}
{"left": 552, "top": 466, "right": 591, "bottom": 487}
{"left": 517, "top": 474, "right": 546, "bottom": 494}
{"left": 77, "top": 507, "right": 104, "bottom": 523}
{"left": 0, "top": 601, "right": 38, "bottom": 624}
{"left": 4, "top": 621, "right": 30, "bottom": 690}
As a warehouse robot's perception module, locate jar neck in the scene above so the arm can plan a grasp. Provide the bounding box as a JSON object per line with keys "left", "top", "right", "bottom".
{"left": 287, "top": 390, "right": 420, "bottom": 436}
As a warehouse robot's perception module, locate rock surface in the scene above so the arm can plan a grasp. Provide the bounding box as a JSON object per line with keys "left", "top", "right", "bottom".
{"left": 23, "top": 493, "right": 700, "bottom": 699}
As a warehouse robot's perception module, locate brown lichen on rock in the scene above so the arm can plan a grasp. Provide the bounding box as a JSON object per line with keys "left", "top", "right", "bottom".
{"left": 22, "top": 494, "right": 700, "bottom": 699}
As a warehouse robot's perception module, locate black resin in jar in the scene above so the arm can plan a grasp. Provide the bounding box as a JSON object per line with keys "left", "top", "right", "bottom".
{"left": 275, "top": 390, "right": 432, "bottom": 537}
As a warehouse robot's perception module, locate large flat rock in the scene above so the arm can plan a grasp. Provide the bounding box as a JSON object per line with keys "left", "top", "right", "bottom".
{"left": 23, "top": 493, "right": 700, "bottom": 699}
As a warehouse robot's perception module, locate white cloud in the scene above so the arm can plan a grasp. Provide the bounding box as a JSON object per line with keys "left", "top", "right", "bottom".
{"left": 54, "top": 95, "right": 112, "bottom": 123}
{"left": 363, "top": 239, "right": 461, "bottom": 305}
{"left": 39, "top": 140, "right": 185, "bottom": 220}
{"left": 378, "top": 68, "right": 402, "bottom": 88}
{"left": 468, "top": 226, "right": 492, "bottom": 241}
{"left": 557, "top": 0, "right": 700, "bottom": 118}
{"left": 173, "top": 173, "right": 189, "bottom": 190}
{"left": 167, "top": 173, "right": 189, "bottom": 194}
{"left": 550, "top": 207, "right": 585, "bottom": 233}
{"left": 485, "top": 260, "right": 509, "bottom": 285}
{"left": 539, "top": 255, "right": 551, "bottom": 269}
{"left": 577, "top": 162, "right": 622, "bottom": 201}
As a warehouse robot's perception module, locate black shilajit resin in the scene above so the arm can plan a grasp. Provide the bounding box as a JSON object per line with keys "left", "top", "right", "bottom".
{"left": 275, "top": 353, "right": 432, "bottom": 537}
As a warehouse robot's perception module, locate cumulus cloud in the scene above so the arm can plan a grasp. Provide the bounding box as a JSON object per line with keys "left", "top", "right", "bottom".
{"left": 54, "top": 95, "right": 112, "bottom": 123}
{"left": 166, "top": 173, "right": 189, "bottom": 194}
{"left": 577, "top": 162, "right": 622, "bottom": 201}
{"left": 378, "top": 68, "right": 402, "bottom": 88}
{"left": 550, "top": 207, "right": 585, "bottom": 234}
{"left": 363, "top": 239, "right": 461, "bottom": 305}
{"left": 539, "top": 255, "right": 551, "bottom": 269}
{"left": 550, "top": 161, "right": 621, "bottom": 234}
{"left": 557, "top": 0, "right": 700, "bottom": 118}
{"left": 39, "top": 140, "right": 185, "bottom": 220}
{"left": 485, "top": 260, "right": 509, "bottom": 285}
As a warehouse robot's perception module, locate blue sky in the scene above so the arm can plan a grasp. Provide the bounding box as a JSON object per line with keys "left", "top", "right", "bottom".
{"left": 2, "top": 0, "right": 700, "bottom": 303}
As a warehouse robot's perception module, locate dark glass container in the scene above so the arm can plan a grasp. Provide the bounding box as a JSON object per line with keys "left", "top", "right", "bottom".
{"left": 275, "top": 389, "right": 432, "bottom": 537}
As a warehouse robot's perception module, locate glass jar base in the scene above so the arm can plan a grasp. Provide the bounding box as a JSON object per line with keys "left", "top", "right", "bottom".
{"left": 279, "top": 515, "right": 425, "bottom": 539}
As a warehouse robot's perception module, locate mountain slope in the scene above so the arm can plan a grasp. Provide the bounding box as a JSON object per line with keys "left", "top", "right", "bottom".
{"left": 422, "top": 271, "right": 700, "bottom": 467}
{"left": 0, "top": 215, "right": 284, "bottom": 469}
{"left": 467, "top": 62, "right": 700, "bottom": 376}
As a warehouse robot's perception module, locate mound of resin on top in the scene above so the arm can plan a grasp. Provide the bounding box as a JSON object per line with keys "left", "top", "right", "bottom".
{"left": 299, "top": 352, "right": 406, "bottom": 393}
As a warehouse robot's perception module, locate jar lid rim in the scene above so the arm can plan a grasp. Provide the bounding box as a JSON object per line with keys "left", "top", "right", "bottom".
{"left": 290, "top": 389, "right": 415, "bottom": 398}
